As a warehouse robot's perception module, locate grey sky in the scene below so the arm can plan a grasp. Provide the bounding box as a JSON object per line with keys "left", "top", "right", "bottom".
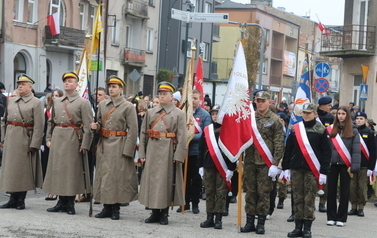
{"left": 232, "top": 0, "right": 345, "bottom": 25}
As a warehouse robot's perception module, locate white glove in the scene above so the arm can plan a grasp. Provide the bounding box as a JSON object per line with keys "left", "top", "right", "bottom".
{"left": 198, "top": 167, "right": 204, "bottom": 179}
{"left": 40, "top": 145, "right": 45, "bottom": 152}
{"left": 226, "top": 170, "right": 234, "bottom": 182}
{"left": 284, "top": 169, "right": 291, "bottom": 182}
{"left": 367, "top": 169, "right": 373, "bottom": 177}
{"left": 319, "top": 174, "right": 327, "bottom": 185}
{"left": 268, "top": 165, "right": 279, "bottom": 179}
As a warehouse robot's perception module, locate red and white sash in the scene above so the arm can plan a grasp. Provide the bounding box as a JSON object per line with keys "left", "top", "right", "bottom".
{"left": 204, "top": 124, "right": 232, "bottom": 192}
{"left": 250, "top": 111, "right": 274, "bottom": 167}
{"left": 326, "top": 125, "right": 352, "bottom": 168}
{"left": 294, "top": 122, "right": 321, "bottom": 179}
{"left": 193, "top": 116, "right": 202, "bottom": 134}
{"left": 359, "top": 134, "right": 370, "bottom": 161}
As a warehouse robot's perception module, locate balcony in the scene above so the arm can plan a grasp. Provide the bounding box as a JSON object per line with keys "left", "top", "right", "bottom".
{"left": 271, "top": 47, "right": 283, "bottom": 60}
{"left": 123, "top": 48, "right": 146, "bottom": 67}
{"left": 320, "top": 25, "right": 376, "bottom": 58}
{"left": 125, "top": 1, "right": 149, "bottom": 19}
{"left": 44, "top": 26, "right": 85, "bottom": 48}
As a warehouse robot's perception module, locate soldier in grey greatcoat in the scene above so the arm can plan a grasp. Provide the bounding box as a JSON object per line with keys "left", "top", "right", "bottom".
{"left": 0, "top": 75, "right": 44, "bottom": 210}
{"left": 43, "top": 72, "right": 93, "bottom": 215}
{"left": 91, "top": 76, "right": 138, "bottom": 220}
{"left": 139, "top": 81, "right": 187, "bottom": 225}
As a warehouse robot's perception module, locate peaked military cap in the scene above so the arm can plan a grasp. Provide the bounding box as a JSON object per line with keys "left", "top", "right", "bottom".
{"left": 158, "top": 81, "right": 175, "bottom": 92}
{"left": 302, "top": 103, "right": 317, "bottom": 112}
{"left": 255, "top": 91, "right": 271, "bottom": 100}
{"left": 62, "top": 71, "right": 79, "bottom": 82}
{"left": 17, "top": 74, "right": 35, "bottom": 84}
{"left": 107, "top": 75, "right": 125, "bottom": 87}
{"left": 355, "top": 111, "right": 367, "bottom": 119}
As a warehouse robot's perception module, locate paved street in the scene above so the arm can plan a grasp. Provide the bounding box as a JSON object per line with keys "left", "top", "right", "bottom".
{"left": 0, "top": 188, "right": 376, "bottom": 237}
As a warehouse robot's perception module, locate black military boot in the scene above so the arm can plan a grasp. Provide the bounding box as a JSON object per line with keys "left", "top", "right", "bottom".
{"left": 111, "top": 204, "right": 120, "bottom": 220}
{"left": 200, "top": 213, "right": 215, "bottom": 228}
{"left": 223, "top": 197, "right": 230, "bottom": 216}
{"left": 145, "top": 209, "right": 160, "bottom": 223}
{"left": 348, "top": 208, "right": 358, "bottom": 215}
{"left": 318, "top": 203, "right": 326, "bottom": 212}
{"left": 16, "top": 191, "right": 27, "bottom": 210}
{"left": 277, "top": 198, "right": 285, "bottom": 209}
{"left": 214, "top": 213, "right": 223, "bottom": 229}
{"left": 240, "top": 214, "right": 256, "bottom": 232}
{"left": 256, "top": 215, "right": 266, "bottom": 234}
{"left": 302, "top": 220, "right": 312, "bottom": 238}
{"left": 95, "top": 204, "right": 112, "bottom": 218}
{"left": 66, "top": 196, "right": 76, "bottom": 215}
{"left": 0, "top": 192, "right": 18, "bottom": 209}
{"left": 159, "top": 207, "right": 169, "bottom": 225}
{"left": 47, "top": 196, "right": 67, "bottom": 212}
{"left": 192, "top": 203, "right": 200, "bottom": 214}
{"left": 287, "top": 219, "right": 303, "bottom": 237}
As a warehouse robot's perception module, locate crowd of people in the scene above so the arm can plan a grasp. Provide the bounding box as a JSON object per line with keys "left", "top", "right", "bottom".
{"left": 0, "top": 74, "right": 377, "bottom": 238}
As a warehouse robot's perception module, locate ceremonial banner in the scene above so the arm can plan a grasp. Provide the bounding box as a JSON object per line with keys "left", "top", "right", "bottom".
{"left": 218, "top": 42, "right": 252, "bottom": 162}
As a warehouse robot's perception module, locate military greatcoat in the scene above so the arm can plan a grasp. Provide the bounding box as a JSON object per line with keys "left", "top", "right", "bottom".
{"left": 138, "top": 102, "right": 187, "bottom": 209}
{"left": 93, "top": 96, "right": 138, "bottom": 204}
{"left": 43, "top": 92, "right": 93, "bottom": 196}
{"left": 0, "top": 92, "right": 44, "bottom": 192}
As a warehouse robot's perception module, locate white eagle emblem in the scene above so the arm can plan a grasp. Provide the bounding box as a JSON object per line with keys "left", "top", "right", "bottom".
{"left": 222, "top": 82, "right": 251, "bottom": 123}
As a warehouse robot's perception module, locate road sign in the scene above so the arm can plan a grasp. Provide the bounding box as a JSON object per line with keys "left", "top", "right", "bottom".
{"left": 129, "top": 69, "right": 141, "bottom": 82}
{"left": 314, "top": 78, "right": 329, "bottom": 93}
{"left": 171, "top": 8, "right": 229, "bottom": 23}
{"left": 189, "top": 13, "right": 229, "bottom": 23}
{"left": 315, "top": 62, "right": 330, "bottom": 78}
{"left": 171, "top": 8, "right": 189, "bottom": 22}
{"left": 360, "top": 84, "right": 368, "bottom": 100}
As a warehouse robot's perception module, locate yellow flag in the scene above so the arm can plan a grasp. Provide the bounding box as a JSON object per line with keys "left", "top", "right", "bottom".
{"left": 181, "top": 53, "right": 195, "bottom": 147}
{"left": 90, "top": 5, "right": 103, "bottom": 59}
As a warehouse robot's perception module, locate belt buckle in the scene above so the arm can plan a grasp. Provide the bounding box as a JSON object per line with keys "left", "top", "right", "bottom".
{"left": 153, "top": 130, "right": 160, "bottom": 139}
{"left": 102, "top": 128, "right": 110, "bottom": 137}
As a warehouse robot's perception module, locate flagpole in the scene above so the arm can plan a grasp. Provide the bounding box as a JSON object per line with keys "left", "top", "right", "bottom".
{"left": 94, "top": 3, "right": 103, "bottom": 121}
{"left": 237, "top": 154, "right": 243, "bottom": 232}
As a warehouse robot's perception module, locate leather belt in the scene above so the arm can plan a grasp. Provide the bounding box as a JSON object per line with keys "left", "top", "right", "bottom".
{"left": 7, "top": 121, "right": 33, "bottom": 128}
{"left": 55, "top": 123, "right": 81, "bottom": 128}
{"left": 100, "top": 128, "right": 128, "bottom": 137}
{"left": 148, "top": 129, "right": 176, "bottom": 139}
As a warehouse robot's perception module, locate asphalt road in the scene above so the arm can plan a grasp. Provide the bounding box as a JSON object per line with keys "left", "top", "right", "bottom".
{"left": 0, "top": 188, "right": 376, "bottom": 237}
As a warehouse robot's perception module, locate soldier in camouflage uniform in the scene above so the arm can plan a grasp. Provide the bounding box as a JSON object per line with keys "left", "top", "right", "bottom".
{"left": 241, "top": 91, "right": 285, "bottom": 235}
{"left": 282, "top": 103, "right": 331, "bottom": 238}
{"left": 198, "top": 106, "right": 236, "bottom": 230}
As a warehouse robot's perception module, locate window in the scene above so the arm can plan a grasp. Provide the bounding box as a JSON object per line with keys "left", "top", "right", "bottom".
{"left": 146, "top": 28, "right": 154, "bottom": 52}
{"left": 49, "top": 0, "right": 66, "bottom": 26}
{"left": 13, "top": 0, "right": 24, "bottom": 22}
{"left": 200, "top": 42, "right": 209, "bottom": 61}
{"left": 126, "top": 25, "right": 131, "bottom": 48}
{"left": 262, "top": 60, "right": 268, "bottom": 75}
{"left": 90, "top": 6, "right": 96, "bottom": 28}
{"left": 187, "top": 38, "right": 195, "bottom": 58}
{"left": 28, "top": 0, "right": 38, "bottom": 24}
{"left": 148, "top": 0, "right": 155, "bottom": 7}
{"left": 79, "top": 3, "right": 86, "bottom": 30}
{"left": 191, "top": 0, "right": 200, "bottom": 12}
{"left": 204, "top": 2, "right": 212, "bottom": 13}
{"left": 111, "top": 19, "right": 120, "bottom": 46}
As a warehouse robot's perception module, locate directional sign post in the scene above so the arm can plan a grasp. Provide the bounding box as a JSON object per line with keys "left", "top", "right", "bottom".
{"left": 171, "top": 8, "right": 229, "bottom": 23}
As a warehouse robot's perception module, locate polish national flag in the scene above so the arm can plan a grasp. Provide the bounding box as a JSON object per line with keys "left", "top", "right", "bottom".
{"left": 318, "top": 22, "right": 329, "bottom": 34}
{"left": 194, "top": 56, "right": 205, "bottom": 108}
{"left": 217, "top": 42, "right": 253, "bottom": 162}
{"left": 47, "top": 12, "right": 60, "bottom": 36}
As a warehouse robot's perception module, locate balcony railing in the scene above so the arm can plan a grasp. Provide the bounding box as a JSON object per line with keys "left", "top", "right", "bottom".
{"left": 320, "top": 25, "right": 376, "bottom": 58}
{"left": 124, "top": 48, "right": 146, "bottom": 65}
{"left": 44, "top": 26, "right": 85, "bottom": 47}
{"left": 125, "top": 0, "right": 149, "bottom": 19}
{"left": 271, "top": 47, "right": 283, "bottom": 60}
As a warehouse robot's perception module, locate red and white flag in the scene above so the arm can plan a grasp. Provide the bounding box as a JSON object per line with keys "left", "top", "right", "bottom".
{"left": 194, "top": 56, "right": 205, "bottom": 108}
{"left": 217, "top": 42, "right": 253, "bottom": 162}
{"left": 47, "top": 12, "right": 60, "bottom": 36}
{"left": 318, "top": 22, "right": 329, "bottom": 34}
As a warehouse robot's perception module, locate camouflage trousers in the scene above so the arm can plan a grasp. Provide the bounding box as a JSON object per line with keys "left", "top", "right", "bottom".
{"left": 203, "top": 167, "right": 227, "bottom": 213}
{"left": 291, "top": 168, "right": 317, "bottom": 221}
{"left": 277, "top": 181, "right": 287, "bottom": 199}
{"left": 244, "top": 163, "right": 272, "bottom": 216}
{"left": 349, "top": 167, "right": 368, "bottom": 209}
